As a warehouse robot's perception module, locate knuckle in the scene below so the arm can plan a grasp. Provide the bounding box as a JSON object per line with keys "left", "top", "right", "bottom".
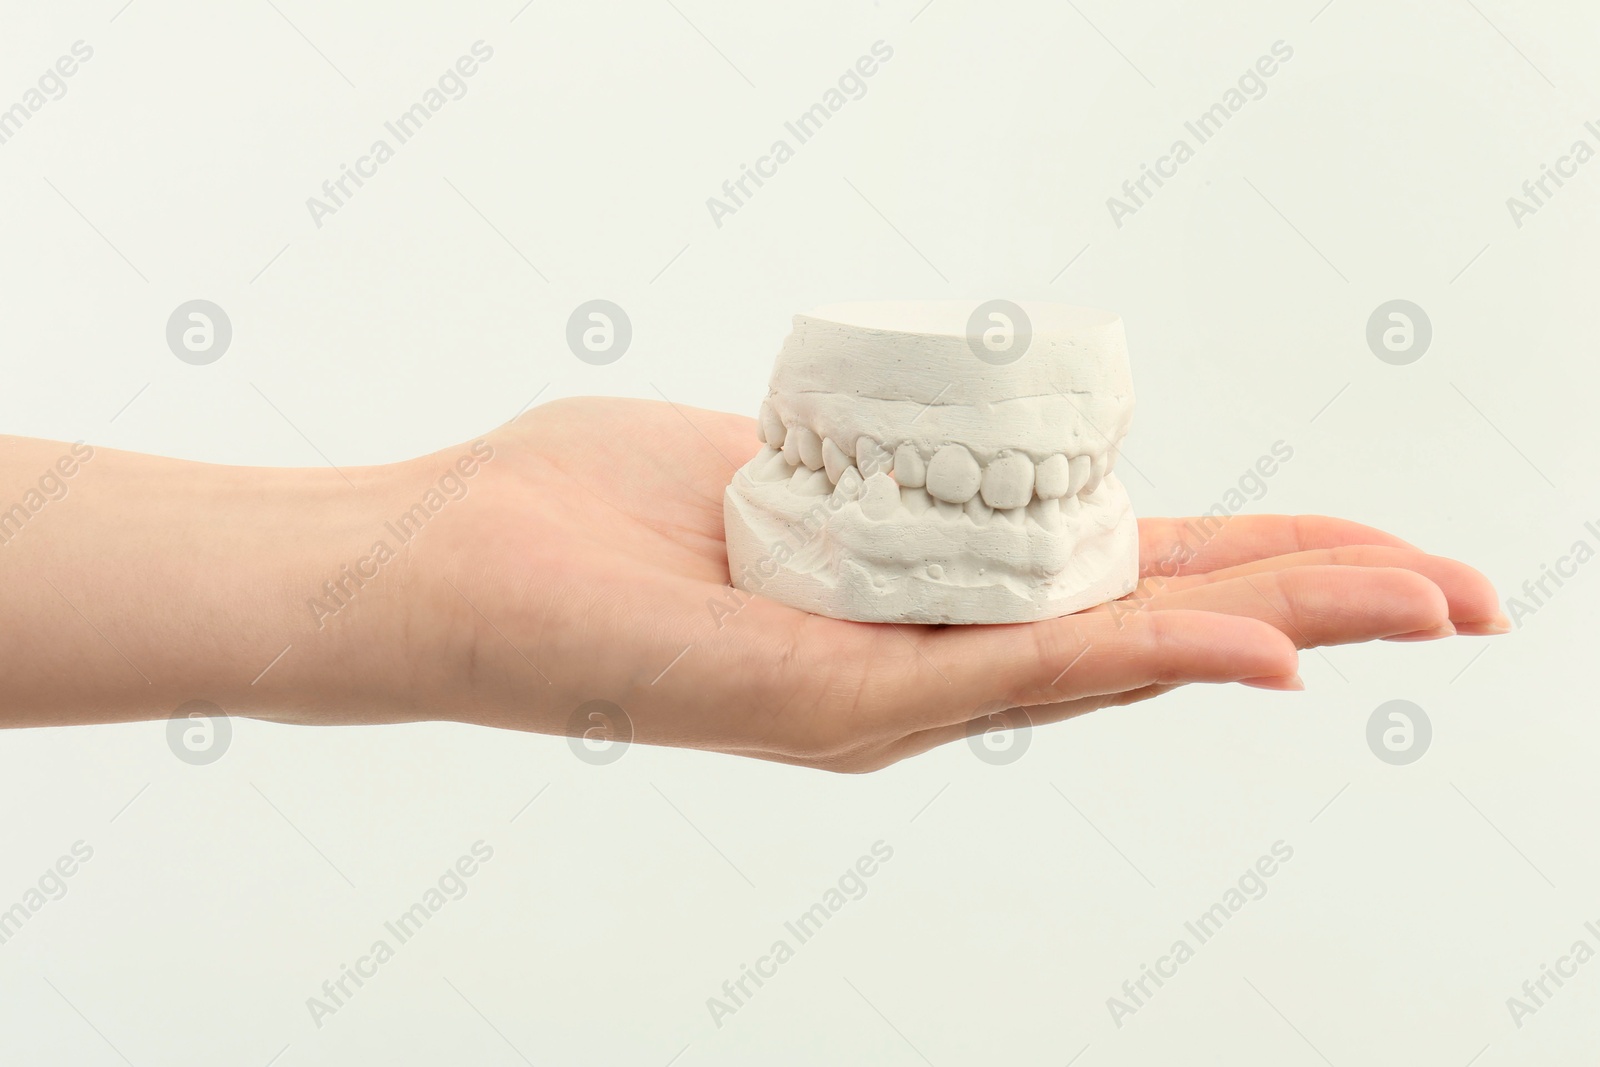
{"left": 1290, "top": 514, "right": 1311, "bottom": 554}
{"left": 1030, "top": 618, "right": 1084, "bottom": 677}
{"left": 1139, "top": 611, "right": 1186, "bottom": 683}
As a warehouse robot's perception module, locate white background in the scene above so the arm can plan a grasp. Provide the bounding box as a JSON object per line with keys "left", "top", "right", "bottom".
{"left": 0, "top": 0, "right": 1596, "bottom": 1063}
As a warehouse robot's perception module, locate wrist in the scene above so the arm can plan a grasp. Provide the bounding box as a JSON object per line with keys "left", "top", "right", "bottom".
{"left": 228, "top": 456, "right": 435, "bottom": 726}
{"left": 262, "top": 441, "right": 505, "bottom": 727}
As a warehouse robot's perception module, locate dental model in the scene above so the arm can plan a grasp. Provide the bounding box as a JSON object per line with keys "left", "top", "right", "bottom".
{"left": 723, "top": 300, "right": 1139, "bottom": 624}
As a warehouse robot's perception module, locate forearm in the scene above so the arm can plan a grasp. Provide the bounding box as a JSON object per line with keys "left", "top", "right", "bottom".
{"left": 0, "top": 435, "right": 421, "bottom": 728}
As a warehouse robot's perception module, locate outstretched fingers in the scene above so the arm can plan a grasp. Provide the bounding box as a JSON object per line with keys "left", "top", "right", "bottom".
{"left": 1139, "top": 514, "right": 1415, "bottom": 577}
{"left": 1104, "top": 565, "right": 1453, "bottom": 648}
{"left": 861, "top": 607, "right": 1300, "bottom": 733}
{"left": 1126, "top": 545, "right": 1504, "bottom": 633}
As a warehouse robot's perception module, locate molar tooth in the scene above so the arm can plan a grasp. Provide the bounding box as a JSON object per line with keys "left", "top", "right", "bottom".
{"left": 900, "top": 485, "right": 934, "bottom": 515}
{"left": 859, "top": 472, "right": 901, "bottom": 520}
{"left": 1085, "top": 453, "right": 1108, "bottom": 494}
{"left": 926, "top": 444, "right": 982, "bottom": 504}
{"left": 893, "top": 444, "right": 926, "bottom": 488}
{"left": 964, "top": 497, "right": 994, "bottom": 525}
{"left": 981, "top": 452, "right": 1035, "bottom": 510}
{"left": 833, "top": 466, "right": 864, "bottom": 501}
{"left": 1027, "top": 497, "right": 1063, "bottom": 529}
{"left": 1067, "top": 455, "right": 1091, "bottom": 496}
{"left": 856, "top": 437, "right": 892, "bottom": 477}
{"left": 794, "top": 426, "right": 824, "bottom": 471}
{"left": 1034, "top": 454, "right": 1071, "bottom": 499}
{"left": 822, "top": 437, "right": 851, "bottom": 484}
{"left": 758, "top": 400, "right": 784, "bottom": 445}
{"left": 790, "top": 466, "right": 831, "bottom": 496}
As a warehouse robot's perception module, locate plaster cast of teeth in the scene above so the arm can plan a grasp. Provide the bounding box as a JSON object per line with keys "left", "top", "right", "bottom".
{"left": 821, "top": 437, "right": 851, "bottom": 484}
{"left": 893, "top": 444, "right": 925, "bottom": 488}
{"left": 723, "top": 300, "right": 1139, "bottom": 624}
{"left": 1034, "top": 454, "right": 1071, "bottom": 499}
{"left": 793, "top": 426, "right": 824, "bottom": 471}
{"left": 856, "top": 437, "right": 892, "bottom": 478}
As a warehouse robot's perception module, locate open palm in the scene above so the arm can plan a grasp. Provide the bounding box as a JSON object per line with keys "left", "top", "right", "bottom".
{"left": 414, "top": 397, "right": 1503, "bottom": 771}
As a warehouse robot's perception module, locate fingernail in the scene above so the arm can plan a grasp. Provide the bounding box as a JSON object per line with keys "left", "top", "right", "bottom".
{"left": 1240, "top": 674, "right": 1305, "bottom": 692}
{"left": 1456, "top": 615, "right": 1512, "bottom": 636}
{"left": 1384, "top": 623, "right": 1457, "bottom": 642}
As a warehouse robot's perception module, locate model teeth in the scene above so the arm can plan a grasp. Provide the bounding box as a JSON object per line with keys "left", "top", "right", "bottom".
{"left": 927, "top": 444, "right": 982, "bottom": 504}
{"left": 793, "top": 426, "right": 824, "bottom": 471}
{"left": 750, "top": 416, "right": 1121, "bottom": 525}
{"left": 752, "top": 446, "right": 791, "bottom": 483}
{"left": 758, "top": 401, "right": 785, "bottom": 446}
{"left": 820, "top": 437, "right": 850, "bottom": 484}
{"left": 1027, "top": 496, "right": 1062, "bottom": 529}
{"left": 762, "top": 418, "right": 1115, "bottom": 510}
{"left": 1067, "top": 455, "right": 1091, "bottom": 496}
{"left": 893, "top": 444, "right": 926, "bottom": 488}
{"left": 1085, "top": 453, "right": 1108, "bottom": 494}
{"left": 834, "top": 466, "right": 864, "bottom": 501}
{"left": 980, "top": 452, "right": 1034, "bottom": 511}
{"left": 856, "top": 437, "right": 892, "bottom": 478}
{"left": 789, "top": 465, "right": 831, "bottom": 496}
{"left": 725, "top": 302, "right": 1139, "bottom": 625}
{"left": 900, "top": 485, "right": 934, "bottom": 515}
{"left": 860, "top": 472, "right": 900, "bottom": 520}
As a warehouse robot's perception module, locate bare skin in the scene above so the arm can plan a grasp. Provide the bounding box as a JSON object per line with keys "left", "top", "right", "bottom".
{"left": 0, "top": 397, "right": 1506, "bottom": 771}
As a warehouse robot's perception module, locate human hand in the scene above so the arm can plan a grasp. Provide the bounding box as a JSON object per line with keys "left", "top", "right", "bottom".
{"left": 400, "top": 397, "right": 1505, "bottom": 771}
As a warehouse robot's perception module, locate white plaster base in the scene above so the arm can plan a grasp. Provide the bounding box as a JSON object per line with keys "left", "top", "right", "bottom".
{"left": 724, "top": 470, "right": 1139, "bottom": 624}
